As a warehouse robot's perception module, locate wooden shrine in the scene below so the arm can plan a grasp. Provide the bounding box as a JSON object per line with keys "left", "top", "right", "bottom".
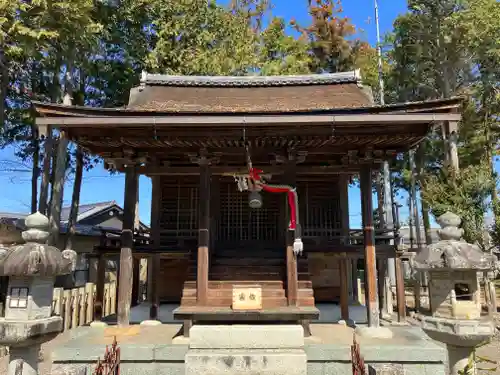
{"left": 34, "top": 70, "right": 462, "bottom": 334}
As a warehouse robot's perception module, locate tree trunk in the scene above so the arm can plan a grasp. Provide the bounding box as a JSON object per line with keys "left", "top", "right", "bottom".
{"left": 39, "top": 127, "right": 53, "bottom": 215}
{"left": 31, "top": 126, "right": 39, "bottom": 214}
{"left": 376, "top": 174, "right": 385, "bottom": 229}
{"left": 416, "top": 144, "right": 433, "bottom": 245}
{"left": 48, "top": 131, "right": 69, "bottom": 246}
{"left": 0, "top": 49, "right": 7, "bottom": 130}
{"left": 65, "top": 146, "right": 84, "bottom": 250}
{"left": 47, "top": 139, "right": 59, "bottom": 219}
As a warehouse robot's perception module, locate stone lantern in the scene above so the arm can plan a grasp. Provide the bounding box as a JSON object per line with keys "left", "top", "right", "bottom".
{"left": 0, "top": 212, "right": 76, "bottom": 375}
{"left": 412, "top": 212, "right": 497, "bottom": 375}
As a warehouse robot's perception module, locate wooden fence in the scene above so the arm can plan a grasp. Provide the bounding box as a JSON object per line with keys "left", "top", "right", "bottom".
{"left": 52, "top": 282, "right": 117, "bottom": 331}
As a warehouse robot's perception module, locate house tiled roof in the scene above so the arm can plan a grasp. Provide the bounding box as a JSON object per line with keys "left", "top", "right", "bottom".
{"left": 60, "top": 200, "right": 117, "bottom": 223}
{"left": 0, "top": 201, "right": 148, "bottom": 238}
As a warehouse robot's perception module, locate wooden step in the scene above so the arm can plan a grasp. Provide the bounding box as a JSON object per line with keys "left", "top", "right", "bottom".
{"left": 183, "top": 280, "right": 313, "bottom": 289}
{"left": 182, "top": 288, "right": 287, "bottom": 298}
{"left": 212, "top": 258, "right": 286, "bottom": 266}
{"left": 180, "top": 295, "right": 316, "bottom": 307}
{"left": 180, "top": 296, "right": 288, "bottom": 307}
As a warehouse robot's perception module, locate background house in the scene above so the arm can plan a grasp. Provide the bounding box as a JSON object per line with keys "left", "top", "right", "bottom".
{"left": 0, "top": 201, "right": 149, "bottom": 287}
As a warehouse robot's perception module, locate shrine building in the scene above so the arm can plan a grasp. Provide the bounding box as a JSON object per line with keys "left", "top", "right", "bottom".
{"left": 34, "top": 70, "right": 462, "bottom": 334}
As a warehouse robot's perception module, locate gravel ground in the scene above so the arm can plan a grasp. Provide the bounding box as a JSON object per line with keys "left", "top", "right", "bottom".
{"left": 0, "top": 331, "right": 74, "bottom": 375}
{"left": 477, "top": 314, "right": 500, "bottom": 375}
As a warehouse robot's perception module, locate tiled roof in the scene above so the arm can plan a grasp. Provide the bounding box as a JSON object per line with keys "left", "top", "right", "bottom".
{"left": 0, "top": 201, "right": 148, "bottom": 238}
{"left": 126, "top": 70, "right": 373, "bottom": 113}
{"left": 139, "top": 70, "right": 362, "bottom": 87}
{"left": 60, "top": 201, "right": 117, "bottom": 223}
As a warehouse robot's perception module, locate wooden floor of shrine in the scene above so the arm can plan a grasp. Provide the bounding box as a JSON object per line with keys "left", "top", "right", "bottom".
{"left": 113, "top": 302, "right": 369, "bottom": 325}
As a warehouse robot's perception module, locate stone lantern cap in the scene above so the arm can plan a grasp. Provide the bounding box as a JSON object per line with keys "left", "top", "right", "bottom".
{"left": 412, "top": 212, "right": 496, "bottom": 271}
{"left": 0, "top": 212, "right": 74, "bottom": 277}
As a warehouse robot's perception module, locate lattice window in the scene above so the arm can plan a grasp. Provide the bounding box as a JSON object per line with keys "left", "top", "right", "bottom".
{"left": 217, "top": 178, "right": 282, "bottom": 242}
{"left": 297, "top": 179, "right": 341, "bottom": 238}
{"left": 159, "top": 176, "right": 199, "bottom": 240}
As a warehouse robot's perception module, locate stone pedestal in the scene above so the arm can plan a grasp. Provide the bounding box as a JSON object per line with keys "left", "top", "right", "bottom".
{"left": 8, "top": 346, "right": 39, "bottom": 375}
{"left": 447, "top": 345, "right": 476, "bottom": 375}
{"left": 420, "top": 316, "right": 495, "bottom": 375}
{"left": 412, "top": 212, "right": 498, "bottom": 375}
{"left": 185, "top": 325, "right": 307, "bottom": 375}
{"left": 0, "top": 212, "right": 75, "bottom": 375}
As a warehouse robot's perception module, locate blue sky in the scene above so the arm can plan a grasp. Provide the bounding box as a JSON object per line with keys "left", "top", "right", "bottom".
{"left": 0, "top": 0, "right": 416, "bottom": 227}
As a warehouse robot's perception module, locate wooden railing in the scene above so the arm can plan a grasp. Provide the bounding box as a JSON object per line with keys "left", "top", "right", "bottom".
{"left": 96, "top": 227, "right": 402, "bottom": 253}
{"left": 52, "top": 282, "right": 117, "bottom": 331}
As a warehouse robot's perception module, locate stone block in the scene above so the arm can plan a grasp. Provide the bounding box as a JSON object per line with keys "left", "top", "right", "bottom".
{"left": 189, "top": 325, "right": 304, "bottom": 349}
{"left": 323, "top": 362, "right": 352, "bottom": 375}
{"left": 120, "top": 363, "right": 157, "bottom": 375}
{"left": 156, "top": 363, "right": 184, "bottom": 375}
{"left": 307, "top": 362, "right": 325, "bottom": 375}
{"left": 368, "top": 364, "right": 404, "bottom": 375}
{"left": 423, "top": 364, "right": 446, "bottom": 375}
{"left": 51, "top": 364, "right": 88, "bottom": 375}
{"left": 185, "top": 349, "right": 307, "bottom": 375}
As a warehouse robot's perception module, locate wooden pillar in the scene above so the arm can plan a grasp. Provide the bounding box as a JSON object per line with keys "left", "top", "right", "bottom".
{"left": 359, "top": 165, "right": 380, "bottom": 328}
{"left": 351, "top": 259, "right": 359, "bottom": 303}
{"left": 149, "top": 176, "right": 161, "bottom": 319}
{"left": 197, "top": 162, "right": 210, "bottom": 305}
{"left": 117, "top": 166, "right": 138, "bottom": 327}
{"left": 131, "top": 257, "right": 140, "bottom": 306}
{"left": 339, "top": 255, "right": 349, "bottom": 321}
{"left": 338, "top": 175, "right": 350, "bottom": 320}
{"left": 149, "top": 254, "right": 161, "bottom": 319}
{"left": 285, "top": 160, "right": 298, "bottom": 306}
{"left": 93, "top": 254, "right": 106, "bottom": 322}
{"left": 377, "top": 258, "right": 386, "bottom": 319}
{"left": 395, "top": 253, "right": 406, "bottom": 322}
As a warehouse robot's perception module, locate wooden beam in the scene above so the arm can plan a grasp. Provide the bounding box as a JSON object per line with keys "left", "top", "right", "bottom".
{"left": 93, "top": 254, "right": 106, "bottom": 322}
{"left": 285, "top": 161, "right": 299, "bottom": 307}
{"left": 117, "top": 167, "right": 138, "bottom": 326}
{"left": 140, "top": 165, "right": 379, "bottom": 176}
{"left": 395, "top": 255, "right": 407, "bottom": 322}
{"left": 197, "top": 163, "right": 210, "bottom": 305}
{"left": 36, "top": 113, "right": 462, "bottom": 127}
{"left": 360, "top": 165, "right": 380, "bottom": 328}
{"left": 132, "top": 257, "right": 141, "bottom": 307}
{"left": 339, "top": 255, "right": 349, "bottom": 321}
{"left": 149, "top": 176, "right": 161, "bottom": 320}
{"left": 338, "top": 176, "right": 350, "bottom": 320}
{"left": 150, "top": 253, "right": 161, "bottom": 320}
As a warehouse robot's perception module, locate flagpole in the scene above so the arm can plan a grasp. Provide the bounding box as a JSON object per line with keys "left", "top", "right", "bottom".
{"left": 374, "top": 0, "right": 385, "bottom": 105}
{"left": 374, "top": 0, "right": 397, "bottom": 315}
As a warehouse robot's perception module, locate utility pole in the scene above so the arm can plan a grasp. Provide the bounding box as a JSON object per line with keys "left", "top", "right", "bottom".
{"left": 374, "top": 0, "right": 396, "bottom": 288}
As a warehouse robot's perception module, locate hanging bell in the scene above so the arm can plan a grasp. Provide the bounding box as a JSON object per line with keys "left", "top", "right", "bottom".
{"left": 248, "top": 190, "right": 263, "bottom": 209}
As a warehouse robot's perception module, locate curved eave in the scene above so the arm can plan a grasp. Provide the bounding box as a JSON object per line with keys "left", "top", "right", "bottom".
{"left": 33, "top": 97, "right": 464, "bottom": 118}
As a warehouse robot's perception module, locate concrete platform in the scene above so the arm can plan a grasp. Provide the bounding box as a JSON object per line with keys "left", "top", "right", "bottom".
{"left": 51, "top": 324, "right": 446, "bottom": 375}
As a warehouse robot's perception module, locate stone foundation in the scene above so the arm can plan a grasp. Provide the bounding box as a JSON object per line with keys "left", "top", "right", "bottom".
{"left": 51, "top": 325, "right": 446, "bottom": 375}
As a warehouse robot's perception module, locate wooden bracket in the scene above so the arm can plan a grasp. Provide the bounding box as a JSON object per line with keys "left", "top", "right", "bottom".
{"left": 271, "top": 150, "right": 307, "bottom": 165}
{"left": 187, "top": 150, "right": 221, "bottom": 166}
